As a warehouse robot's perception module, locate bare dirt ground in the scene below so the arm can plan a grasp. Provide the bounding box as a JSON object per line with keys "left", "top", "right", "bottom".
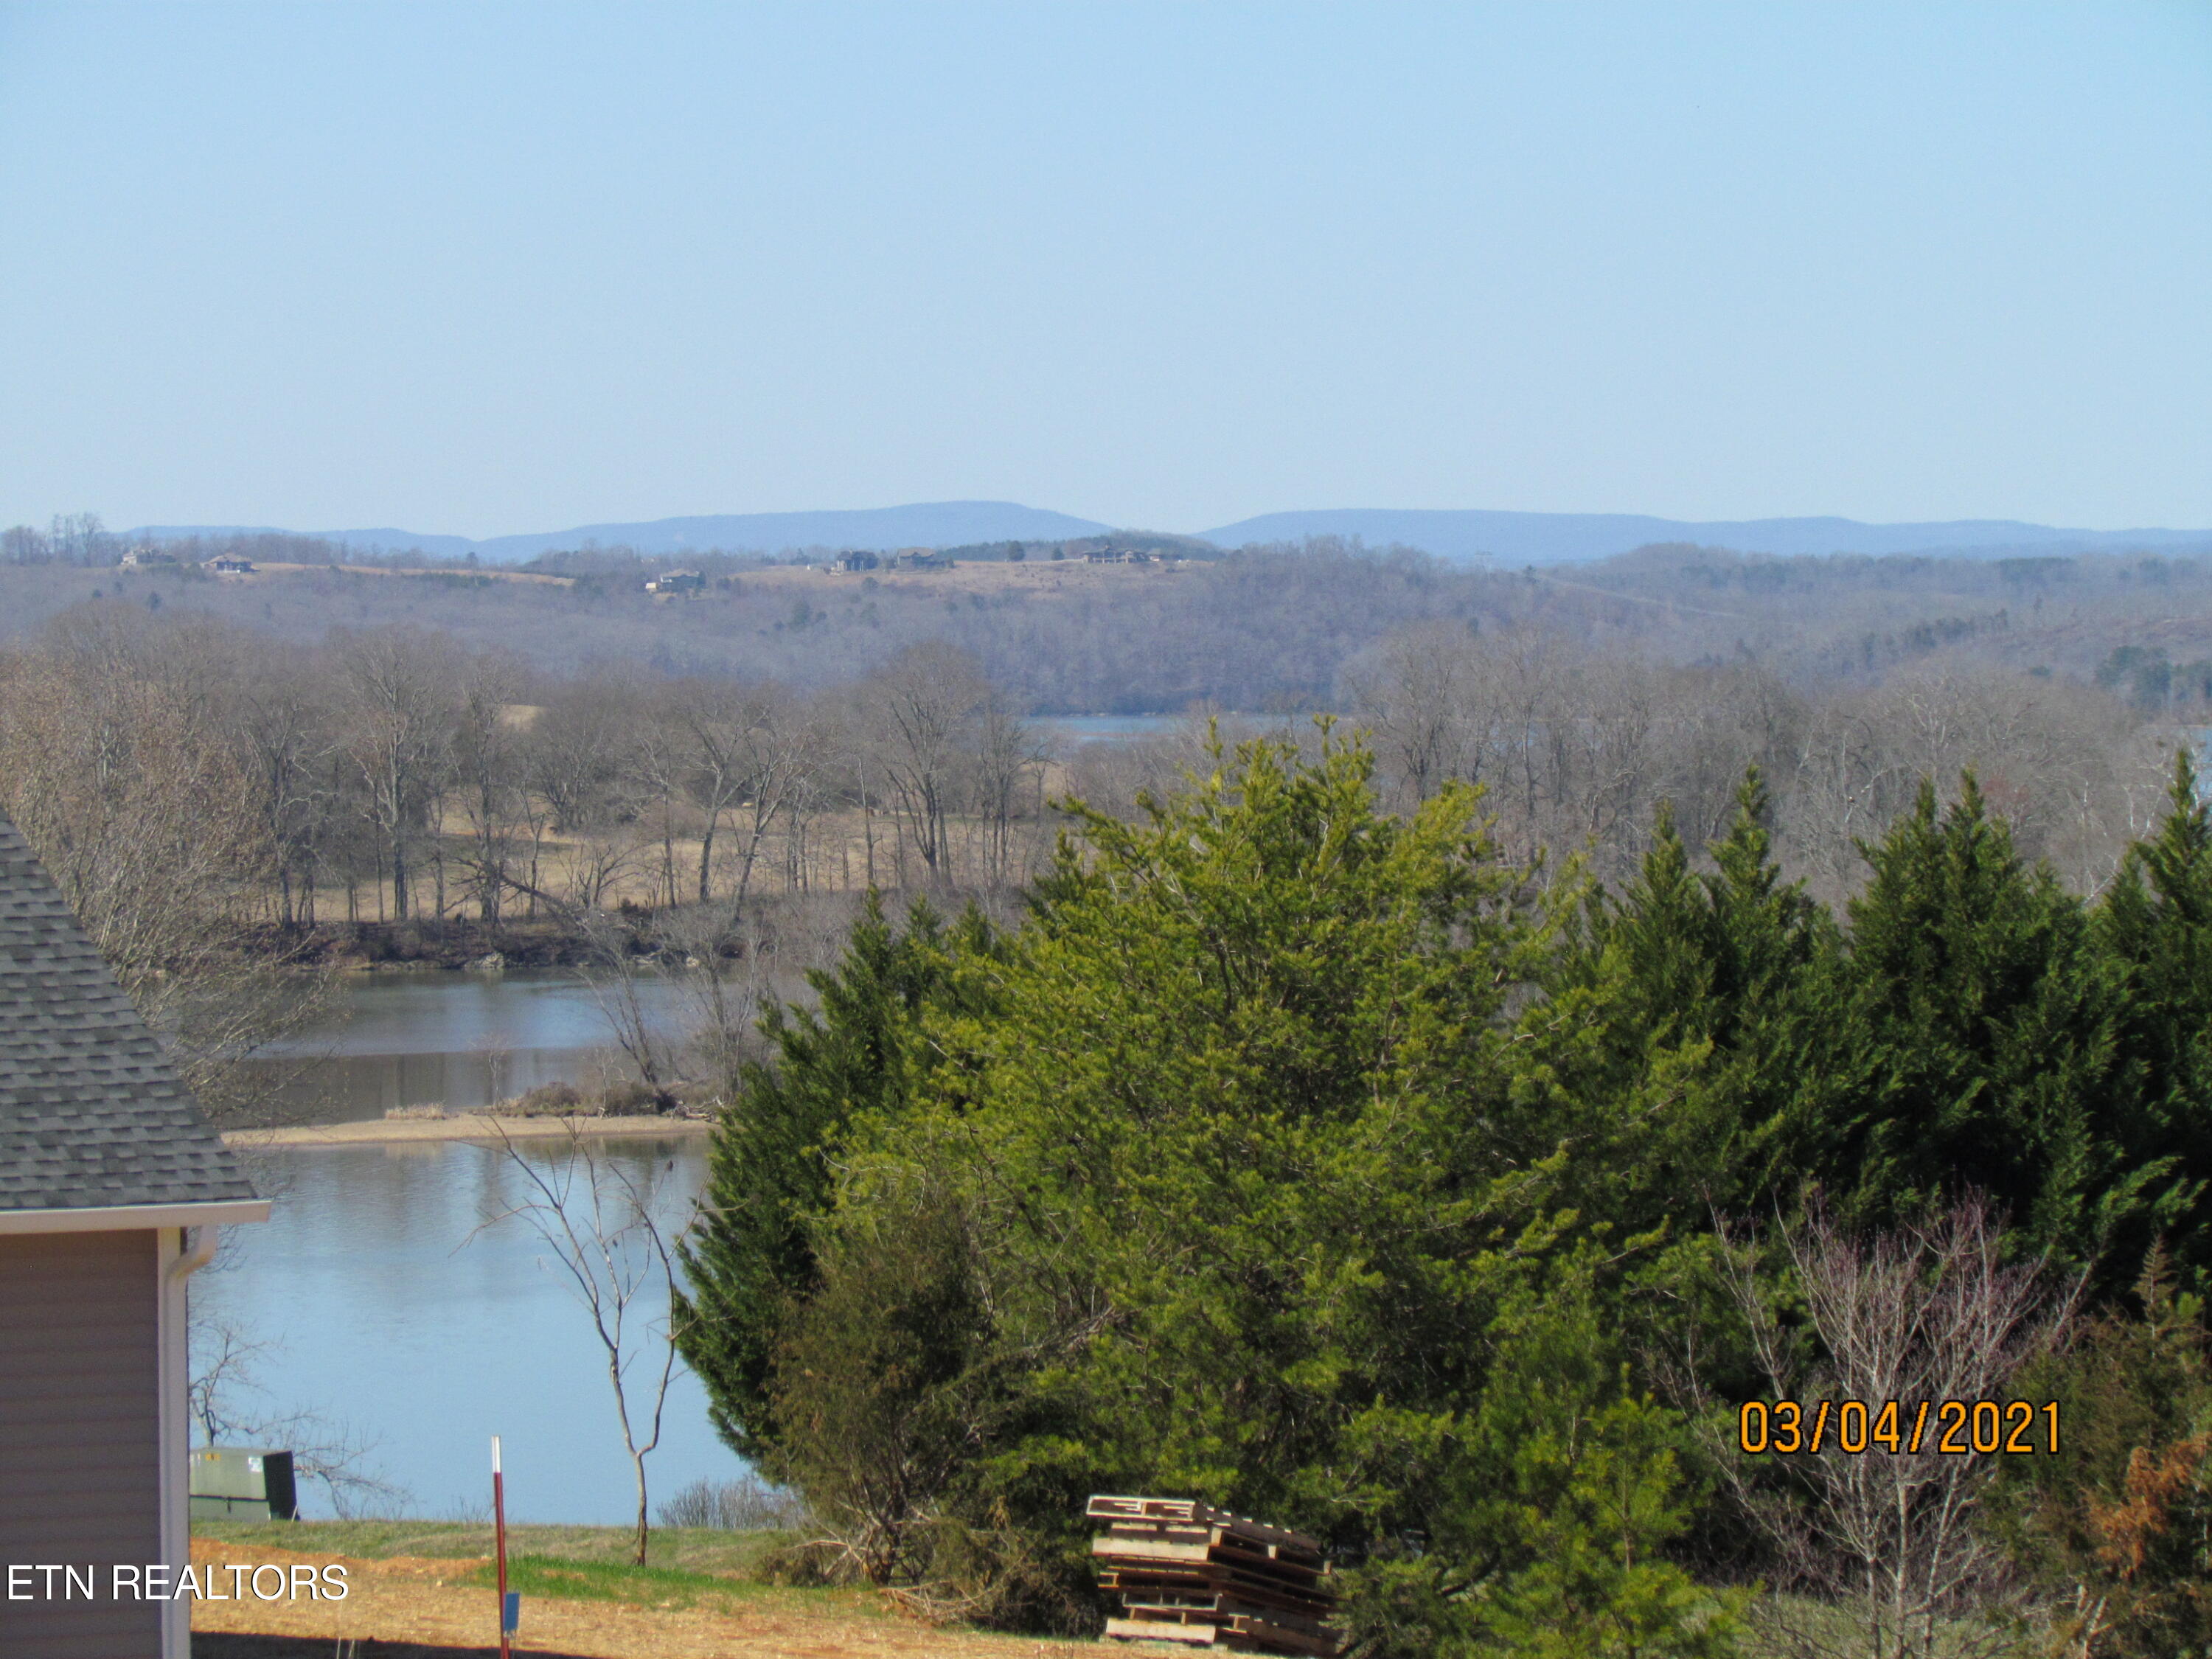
{"left": 189, "top": 1539, "right": 1130, "bottom": 1659}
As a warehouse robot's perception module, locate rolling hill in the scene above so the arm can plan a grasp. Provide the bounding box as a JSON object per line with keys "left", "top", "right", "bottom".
{"left": 128, "top": 501, "right": 2212, "bottom": 566}
{"left": 131, "top": 501, "right": 1113, "bottom": 561}
{"left": 1196, "top": 508, "right": 2212, "bottom": 564}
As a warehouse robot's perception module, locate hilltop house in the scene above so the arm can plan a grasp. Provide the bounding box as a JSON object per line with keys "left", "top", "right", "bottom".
{"left": 828, "top": 550, "right": 880, "bottom": 574}
{"left": 0, "top": 814, "right": 267, "bottom": 1659}
{"left": 645, "top": 568, "right": 706, "bottom": 595}
{"left": 204, "top": 556, "right": 254, "bottom": 577}
{"left": 119, "top": 547, "right": 178, "bottom": 569}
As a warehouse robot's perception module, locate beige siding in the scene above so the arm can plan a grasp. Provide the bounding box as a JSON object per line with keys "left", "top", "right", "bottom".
{"left": 0, "top": 1229, "right": 164, "bottom": 1658}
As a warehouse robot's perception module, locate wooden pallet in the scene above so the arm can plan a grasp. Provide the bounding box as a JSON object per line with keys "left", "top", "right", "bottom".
{"left": 1104, "top": 1613, "right": 1338, "bottom": 1656}
{"left": 1093, "top": 1533, "right": 1327, "bottom": 1579}
{"left": 1113, "top": 1593, "right": 1335, "bottom": 1640}
{"left": 1099, "top": 1572, "right": 1335, "bottom": 1627}
{"left": 1088, "top": 1496, "right": 1321, "bottom": 1554}
{"left": 1091, "top": 1496, "right": 1338, "bottom": 1658}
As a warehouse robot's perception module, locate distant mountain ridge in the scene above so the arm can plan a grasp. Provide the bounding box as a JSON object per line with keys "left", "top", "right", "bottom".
{"left": 128, "top": 501, "right": 2212, "bottom": 565}
{"left": 131, "top": 501, "right": 1114, "bottom": 561}
{"left": 1197, "top": 508, "right": 2212, "bottom": 564}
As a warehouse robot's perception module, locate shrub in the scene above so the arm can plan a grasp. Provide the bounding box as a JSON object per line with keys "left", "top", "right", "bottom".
{"left": 655, "top": 1473, "right": 810, "bottom": 1531}
{"left": 507, "top": 1080, "right": 591, "bottom": 1116}
{"left": 1998, "top": 1250, "right": 2212, "bottom": 1658}
{"left": 600, "top": 1079, "right": 675, "bottom": 1116}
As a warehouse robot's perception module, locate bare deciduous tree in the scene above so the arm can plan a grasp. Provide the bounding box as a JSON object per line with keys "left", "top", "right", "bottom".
{"left": 867, "top": 642, "right": 991, "bottom": 884}
{"left": 0, "top": 612, "right": 337, "bottom": 1122}
{"left": 450, "top": 649, "right": 530, "bottom": 925}
{"left": 187, "top": 1301, "right": 408, "bottom": 1519}
{"left": 1709, "top": 1195, "right": 2080, "bottom": 1659}
{"left": 475, "top": 1130, "right": 698, "bottom": 1565}
{"left": 336, "top": 627, "right": 455, "bottom": 922}
{"left": 675, "top": 681, "right": 807, "bottom": 908}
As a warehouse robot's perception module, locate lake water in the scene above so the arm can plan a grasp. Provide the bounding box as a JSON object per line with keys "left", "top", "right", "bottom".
{"left": 241, "top": 971, "right": 695, "bottom": 1123}
{"left": 1034, "top": 713, "right": 1199, "bottom": 744}
{"left": 198, "top": 1135, "right": 745, "bottom": 1525}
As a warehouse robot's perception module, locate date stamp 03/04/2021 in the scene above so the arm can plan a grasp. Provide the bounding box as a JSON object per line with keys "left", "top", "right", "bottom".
{"left": 1738, "top": 1399, "right": 2062, "bottom": 1457}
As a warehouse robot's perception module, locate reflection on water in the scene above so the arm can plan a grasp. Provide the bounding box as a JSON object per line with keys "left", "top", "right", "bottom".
{"left": 241, "top": 972, "right": 694, "bottom": 1122}
{"left": 198, "top": 1138, "right": 743, "bottom": 1524}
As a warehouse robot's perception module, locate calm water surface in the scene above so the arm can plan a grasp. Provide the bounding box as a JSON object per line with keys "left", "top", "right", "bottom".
{"left": 198, "top": 1137, "right": 745, "bottom": 1524}
{"left": 242, "top": 972, "right": 693, "bottom": 1122}
{"left": 1034, "top": 714, "right": 1199, "bottom": 744}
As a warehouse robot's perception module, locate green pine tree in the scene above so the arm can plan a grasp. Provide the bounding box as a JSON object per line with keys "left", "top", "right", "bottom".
{"left": 1523, "top": 771, "right": 1832, "bottom": 1235}
{"left": 2098, "top": 751, "right": 2212, "bottom": 1279}
{"left": 783, "top": 729, "right": 1729, "bottom": 1649}
{"left": 673, "top": 891, "right": 997, "bottom": 1460}
{"left": 1805, "top": 775, "right": 2159, "bottom": 1262}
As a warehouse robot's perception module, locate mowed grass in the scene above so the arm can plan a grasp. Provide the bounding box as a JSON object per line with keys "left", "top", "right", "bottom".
{"left": 462, "top": 1553, "right": 823, "bottom": 1618}
{"left": 191, "top": 1519, "right": 1131, "bottom": 1650}
{"left": 195, "top": 1519, "right": 779, "bottom": 1573}
{"left": 199, "top": 1520, "right": 2028, "bottom": 1655}
{"left": 191, "top": 1520, "right": 886, "bottom": 1621}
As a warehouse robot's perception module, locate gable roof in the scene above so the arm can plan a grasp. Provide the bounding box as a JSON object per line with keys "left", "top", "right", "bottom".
{"left": 0, "top": 814, "right": 260, "bottom": 1215}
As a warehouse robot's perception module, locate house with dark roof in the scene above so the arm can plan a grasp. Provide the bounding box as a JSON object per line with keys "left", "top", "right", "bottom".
{"left": 0, "top": 813, "right": 267, "bottom": 1658}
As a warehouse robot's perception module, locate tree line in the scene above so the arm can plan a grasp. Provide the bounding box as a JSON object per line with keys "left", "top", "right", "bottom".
{"left": 0, "top": 580, "right": 2194, "bottom": 1127}
{"left": 0, "top": 607, "right": 1054, "bottom": 1117}
{"left": 0, "top": 608, "right": 1051, "bottom": 934}
{"left": 676, "top": 733, "right": 2212, "bottom": 1657}
{"left": 0, "top": 593, "right": 2177, "bottom": 953}
{"left": 10, "top": 533, "right": 2212, "bottom": 723}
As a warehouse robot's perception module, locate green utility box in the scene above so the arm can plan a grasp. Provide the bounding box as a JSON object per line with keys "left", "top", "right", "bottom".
{"left": 189, "top": 1447, "right": 298, "bottom": 1521}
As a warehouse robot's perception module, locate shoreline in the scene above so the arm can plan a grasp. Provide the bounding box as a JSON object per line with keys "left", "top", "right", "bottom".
{"left": 223, "top": 1112, "right": 715, "bottom": 1147}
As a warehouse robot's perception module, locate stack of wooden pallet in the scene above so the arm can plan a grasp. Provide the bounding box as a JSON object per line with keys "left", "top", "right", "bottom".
{"left": 1088, "top": 1495, "right": 1338, "bottom": 1657}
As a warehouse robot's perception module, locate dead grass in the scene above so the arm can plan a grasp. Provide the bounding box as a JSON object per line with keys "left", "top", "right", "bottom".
{"left": 198, "top": 1520, "right": 781, "bottom": 1576}
{"left": 745, "top": 557, "right": 1191, "bottom": 601}
{"left": 189, "top": 1526, "right": 1133, "bottom": 1658}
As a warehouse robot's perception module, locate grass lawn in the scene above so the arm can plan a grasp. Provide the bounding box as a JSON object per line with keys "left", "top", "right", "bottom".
{"left": 189, "top": 1520, "right": 1134, "bottom": 1653}
{"left": 195, "top": 1519, "right": 795, "bottom": 1576}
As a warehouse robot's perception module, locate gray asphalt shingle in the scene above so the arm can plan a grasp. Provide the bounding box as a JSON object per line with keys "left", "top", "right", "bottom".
{"left": 0, "top": 813, "right": 259, "bottom": 1212}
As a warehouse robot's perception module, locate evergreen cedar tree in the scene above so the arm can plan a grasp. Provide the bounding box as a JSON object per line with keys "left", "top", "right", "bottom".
{"left": 672, "top": 894, "right": 999, "bottom": 1463}
{"left": 674, "top": 732, "right": 2212, "bottom": 1648}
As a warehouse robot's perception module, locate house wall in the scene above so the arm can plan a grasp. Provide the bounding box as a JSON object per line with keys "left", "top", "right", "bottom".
{"left": 158, "top": 1227, "right": 193, "bottom": 1659}
{"left": 0, "top": 1228, "right": 164, "bottom": 1658}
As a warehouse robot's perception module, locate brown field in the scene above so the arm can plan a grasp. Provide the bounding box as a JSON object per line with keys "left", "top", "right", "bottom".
{"left": 740, "top": 556, "right": 1195, "bottom": 600}
{"left": 232, "top": 554, "right": 1191, "bottom": 604}
{"left": 247, "top": 562, "right": 580, "bottom": 587}
{"left": 306, "top": 810, "right": 1043, "bottom": 931}
{"left": 188, "top": 1536, "right": 1131, "bottom": 1659}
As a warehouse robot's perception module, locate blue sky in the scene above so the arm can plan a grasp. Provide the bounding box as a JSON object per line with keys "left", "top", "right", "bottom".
{"left": 1, "top": 2, "right": 2208, "bottom": 538}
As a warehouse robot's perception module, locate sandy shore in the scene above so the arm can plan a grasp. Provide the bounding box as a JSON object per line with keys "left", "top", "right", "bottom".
{"left": 223, "top": 1113, "right": 714, "bottom": 1147}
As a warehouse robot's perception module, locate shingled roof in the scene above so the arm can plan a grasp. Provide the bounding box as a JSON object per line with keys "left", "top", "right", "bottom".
{"left": 0, "top": 813, "right": 259, "bottom": 1214}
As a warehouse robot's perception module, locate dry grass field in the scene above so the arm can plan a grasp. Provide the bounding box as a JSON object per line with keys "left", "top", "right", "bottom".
{"left": 229, "top": 552, "right": 1194, "bottom": 605}
{"left": 246, "top": 562, "right": 582, "bottom": 588}
{"left": 740, "top": 555, "right": 1196, "bottom": 600}
{"left": 189, "top": 1528, "right": 1131, "bottom": 1659}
